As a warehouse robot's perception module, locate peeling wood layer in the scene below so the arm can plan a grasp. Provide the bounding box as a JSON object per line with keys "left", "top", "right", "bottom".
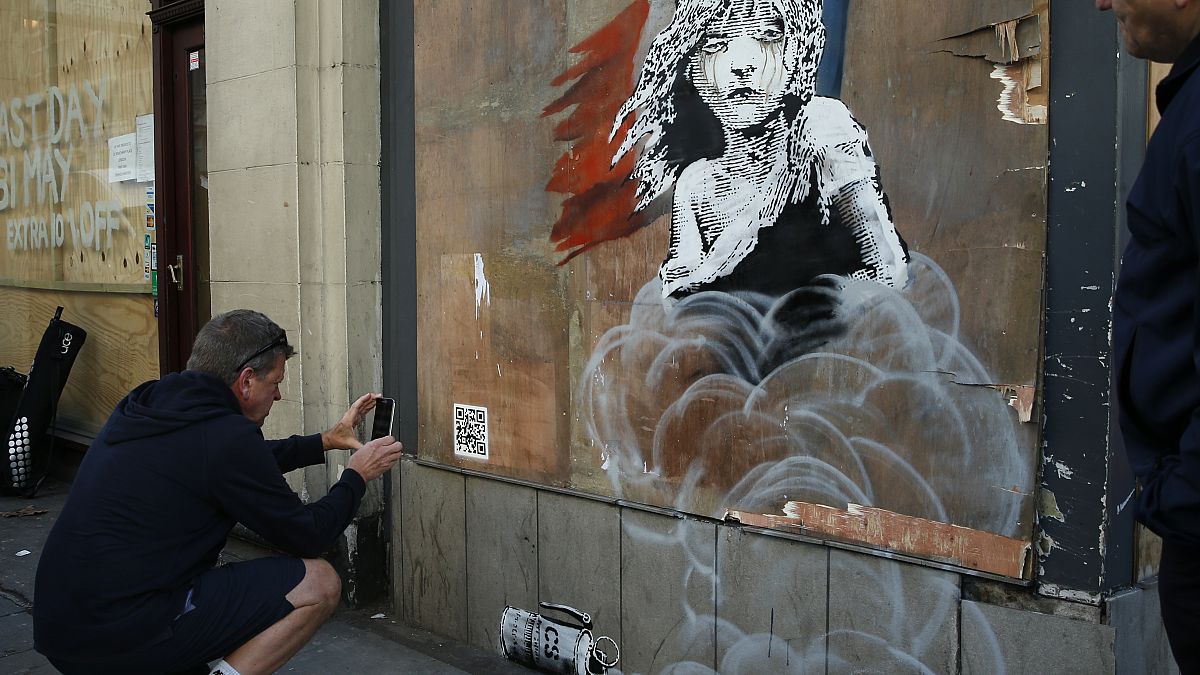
{"left": 726, "top": 501, "right": 1032, "bottom": 579}
{"left": 934, "top": 8, "right": 1049, "bottom": 126}
{"left": 1006, "top": 384, "right": 1037, "bottom": 422}
{"left": 936, "top": 14, "right": 1041, "bottom": 64}
{"left": 952, "top": 381, "right": 1037, "bottom": 423}
{"left": 937, "top": 0, "right": 1046, "bottom": 39}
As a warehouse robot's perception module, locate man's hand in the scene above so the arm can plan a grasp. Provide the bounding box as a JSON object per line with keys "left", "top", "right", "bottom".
{"left": 347, "top": 436, "right": 403, "bottom": 481}
{"left": 321, "top": 393, "right": 378, "bottom": 451}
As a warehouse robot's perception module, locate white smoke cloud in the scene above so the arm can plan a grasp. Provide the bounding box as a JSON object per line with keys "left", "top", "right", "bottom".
{"left": 581, "top": 254, "right": 1032, "bottom": 537}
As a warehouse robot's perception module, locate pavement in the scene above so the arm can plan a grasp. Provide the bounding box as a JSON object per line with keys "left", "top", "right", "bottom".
{"left": 0, "top": 480, "right": 527, "bottom": 674}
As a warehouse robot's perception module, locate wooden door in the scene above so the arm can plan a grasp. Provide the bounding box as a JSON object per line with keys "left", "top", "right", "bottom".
{"left": 150, "top": 1, "right": 207, "bottom": 373}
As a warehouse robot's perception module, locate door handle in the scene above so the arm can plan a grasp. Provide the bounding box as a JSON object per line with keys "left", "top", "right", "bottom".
{"left": 167, "top": 254, "right": 184, "bottom": 291}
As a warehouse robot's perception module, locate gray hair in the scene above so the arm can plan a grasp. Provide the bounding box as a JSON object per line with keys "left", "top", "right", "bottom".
{"left": 186, "top": 309, "right": 296, "bottom": 385}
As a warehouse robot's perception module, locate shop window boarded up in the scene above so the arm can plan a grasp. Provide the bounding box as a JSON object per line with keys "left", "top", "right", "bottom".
{"left": 0, "top": 1, "right": 158, "bottom": 436}
{"left": 414, "top": 0, "right": 1046, "bottom": 578}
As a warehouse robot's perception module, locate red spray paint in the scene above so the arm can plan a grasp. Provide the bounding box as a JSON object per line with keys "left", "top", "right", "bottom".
{"left": 544, "top": 0, "right": 650, "bottom": 264}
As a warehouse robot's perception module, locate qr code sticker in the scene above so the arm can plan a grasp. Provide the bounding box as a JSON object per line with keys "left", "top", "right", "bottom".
{"left": 453, "top": 404, "right": 489, "bottom": 460}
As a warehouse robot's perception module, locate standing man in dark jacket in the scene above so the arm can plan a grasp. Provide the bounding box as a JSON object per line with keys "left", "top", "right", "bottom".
{"left": 32, "top": 309, "right": 403, "bottom": 674}
{"left": 1098, "top": 0, "right": 1200, "bottom": 671}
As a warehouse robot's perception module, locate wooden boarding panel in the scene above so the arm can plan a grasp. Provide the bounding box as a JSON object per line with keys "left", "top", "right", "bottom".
{"left": 0, "top": 0, "right": 154, "bottom": 289}
{"left": 0, "top": 287, "right": 158, "bottom": 436}
{"left": 843, "top": 0, "right": 1048, "bottom": 386}
{"left": 728, "top": 501, "right": 1031, "bottom": 579}
{"left": 414, "top": 0, "right": 581, "bottom": 482}
{"left": 0, "top": 2, "right": 157, "bottom": 436}
{"left": 415, "top": 0, "right": 1047, "bottom": 576}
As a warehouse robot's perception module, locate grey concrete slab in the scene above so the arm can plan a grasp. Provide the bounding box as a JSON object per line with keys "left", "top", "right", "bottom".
{"left": 0, "top": 596, "right": 22, "bottom": 617}
{"left": 399, "top": 462, "right": 467, "bottom": 639}
{"left": 343, "top": 611, "right": 532, "bottom": 675}
{"left": 620, "top": 508, "right": 717, "bottom": 674}
{"left": 1107, "top": 583, "right": 1179, "bottom": 675}
{"left": 828, "top": 550, "right": 959, "bottom": 673}
{"left": 0, "top": 485, "right": 69, "bottom": 606}
{"left": 962, "top": 599, "right": 1115, "bottom": 674}
{"left": 464, "top": 476, "right": 538, "bottom": 653}
{"left": 0, "top": 647, "right": 56, "bottom": 674}
{"left": 283, "top": 616, "right": 468, "bottom": 674}
{"left": 304, "top": 464, "right": 331, "bottom": 503}
{"left": 716, "top": 528, "right": 827, "bottom": 674}
{"left": 537, "top": 492, "right": 622, "bottom": 659}
{"left": 0, "top": 611, "right": 34, "bottom": 657}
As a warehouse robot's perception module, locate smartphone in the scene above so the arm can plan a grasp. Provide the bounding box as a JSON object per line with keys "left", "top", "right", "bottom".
{"left": 371, "top": 397, "right": 396, "bottom": 440}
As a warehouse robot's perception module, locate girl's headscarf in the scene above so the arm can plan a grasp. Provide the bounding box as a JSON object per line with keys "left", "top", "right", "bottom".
{"left": 611, "top": 0, "right": 826, "bottom": 212}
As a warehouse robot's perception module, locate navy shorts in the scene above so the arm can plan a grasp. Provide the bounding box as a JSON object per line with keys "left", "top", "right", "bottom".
{"left": 48, "top": 557, "right": 306, "bottom": 674}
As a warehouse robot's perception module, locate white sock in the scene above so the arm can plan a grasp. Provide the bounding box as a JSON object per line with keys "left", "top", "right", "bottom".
{"left": 208, "top": 659, "right": 242, "bottom": 675}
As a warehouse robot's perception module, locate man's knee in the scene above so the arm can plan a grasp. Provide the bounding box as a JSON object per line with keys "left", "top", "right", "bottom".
{"left": 285, "top": 558, "right": 342, "bottom": 610}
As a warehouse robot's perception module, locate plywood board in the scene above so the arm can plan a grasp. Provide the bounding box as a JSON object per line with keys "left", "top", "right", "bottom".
{"left": 415, "top": 0, "right": 1047, "bottom": 574}
{"left": 414, "top": 0, "right": 581, "bottom": 485}
{"left": 0, "top": 0, "right": 154, "bottom": 288}
{"left": 729, "top": 501, "right": 1031, "bottom": 579}
{"left": 0, "top": 287, "right": 157, "bottom": 436}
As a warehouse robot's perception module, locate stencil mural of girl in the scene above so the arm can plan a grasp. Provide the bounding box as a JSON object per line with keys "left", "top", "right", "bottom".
{"left": 537, "top": 3, "right": 1035, "bottom": 667}
{"left": 611, "top": 0, "right": 910, "bottom": 300}
{"left": 542, "top": 0, "right": 1032, "bottom": 551}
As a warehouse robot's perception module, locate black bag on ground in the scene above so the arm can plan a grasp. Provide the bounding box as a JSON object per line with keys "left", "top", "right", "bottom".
{"left": 0, "top": 367, "right": 27, "bottom": 430}
{"left": 1, "top": 307, "right": 87, "bottom": 497}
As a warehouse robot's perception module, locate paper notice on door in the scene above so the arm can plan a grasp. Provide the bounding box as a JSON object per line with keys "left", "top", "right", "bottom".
{"left": 108, "top": 133, "right": 136, "bottom": 182}
{"left": 135, "top": 114, "right": 155, "bottom": 183}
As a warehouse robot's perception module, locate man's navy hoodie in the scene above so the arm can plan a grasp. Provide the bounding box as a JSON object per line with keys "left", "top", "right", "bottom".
{"left": 1114, "top": 33, "right": 1200, "bottom": 547}
{"left": 32, "top": 371, "right": 366, "bottom": 661}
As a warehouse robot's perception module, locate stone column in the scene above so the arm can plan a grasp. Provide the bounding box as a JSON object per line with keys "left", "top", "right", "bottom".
{"left": 206, "top": 0, "right": 384, "bottom": 605}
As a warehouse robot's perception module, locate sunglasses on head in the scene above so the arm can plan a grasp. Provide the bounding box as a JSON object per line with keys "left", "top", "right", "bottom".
{"left": 233, "top": 332, "right": 289, "bottom": 374}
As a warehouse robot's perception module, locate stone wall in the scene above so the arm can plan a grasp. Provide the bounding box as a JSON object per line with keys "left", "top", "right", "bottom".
{"left": 205, "top": 0, "right": 384, "bottom": 602}
{"left": 391, "top": 460, "right": 1163, "bottom": 674}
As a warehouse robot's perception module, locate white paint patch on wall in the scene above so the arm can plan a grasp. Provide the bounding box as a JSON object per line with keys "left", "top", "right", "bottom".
{"left": 991, "top": 65, "right": 1022, "bottom": 124}
{"left": 1116, "top": 488, "right": 1135, "bottom": 514}
{"left": 1053, "top": 461, "right": 1074, "bottom": 480}
{"left": 1038, "top": 583, "right": 1102, "bottom": 606}
{"left": 342, "top": 521, "right": 358, "bottom": 557}
{"left": 473, "top": 252, "right": 491, "bottom": 319}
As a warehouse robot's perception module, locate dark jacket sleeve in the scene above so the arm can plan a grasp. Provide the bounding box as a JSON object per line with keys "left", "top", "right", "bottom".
{"left": 267, "top": 433, "right": 325, "bottom": 473}
{"left": 1140, "top": 134, "right": 1200, "bottom": 546}
{"left": 207, "top": 422, "right": 366, "bottom": 557}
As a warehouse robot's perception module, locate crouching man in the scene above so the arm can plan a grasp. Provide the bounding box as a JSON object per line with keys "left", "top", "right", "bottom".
{"left": 32, "top": 309, "right": 403, "bottom": 674}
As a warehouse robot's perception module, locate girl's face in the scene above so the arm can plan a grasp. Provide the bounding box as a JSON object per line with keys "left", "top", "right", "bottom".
{"left": 691, "top": 0, "right": 791, "bottom": 131}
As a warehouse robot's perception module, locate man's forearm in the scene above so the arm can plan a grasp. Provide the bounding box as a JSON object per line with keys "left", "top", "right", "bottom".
{"left": 268, "top": 434, "right": 325, "bottom": 473}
